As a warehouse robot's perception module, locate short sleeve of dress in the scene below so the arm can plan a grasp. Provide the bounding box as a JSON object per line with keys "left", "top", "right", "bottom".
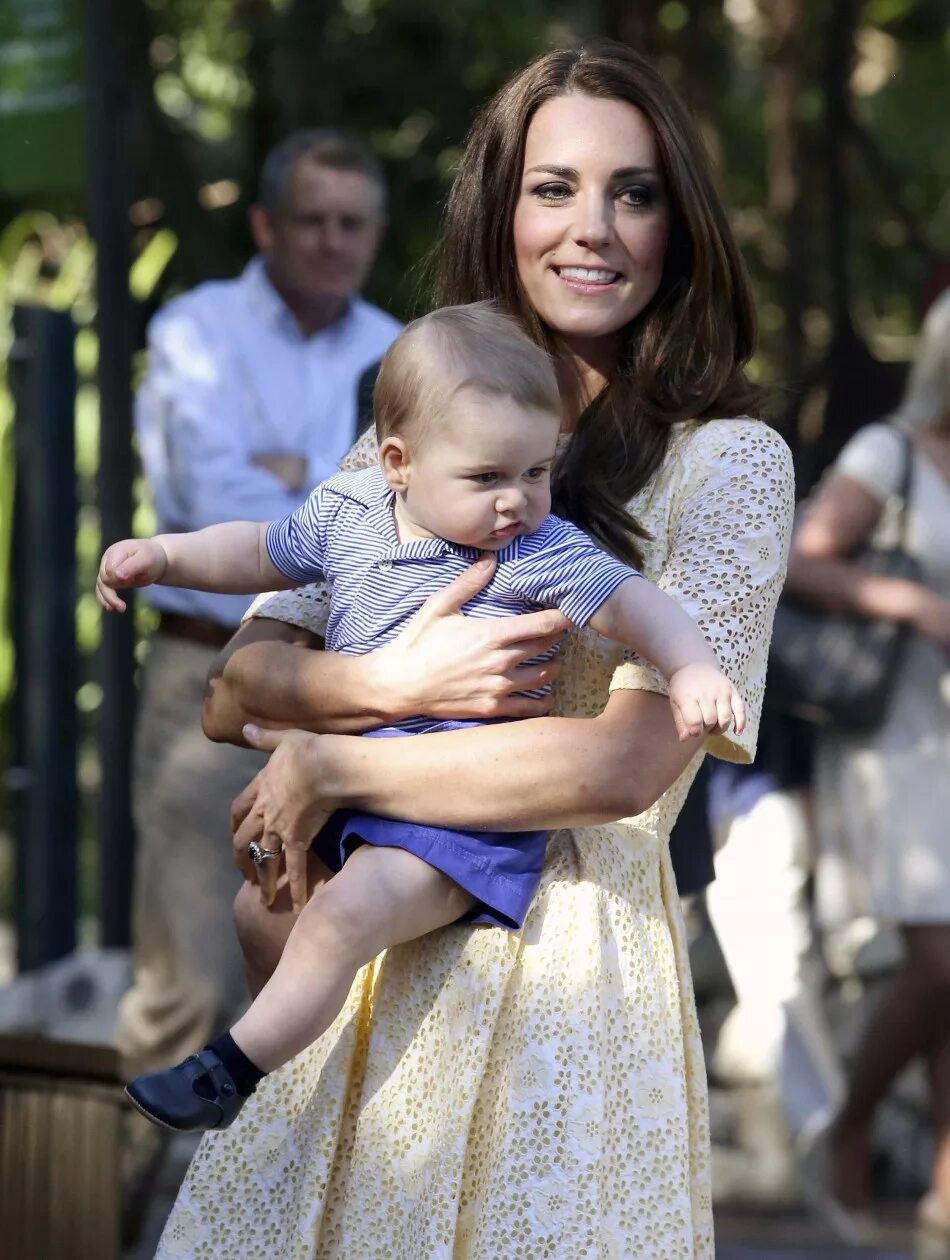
{"left": 244, "top": 427, "right": 379, "bottom": 634}
{"left": 609, "top": 419, "right": 795, "bottom": 764}
{"left": 833, "top": 422, "right": 906, "bottom": 503}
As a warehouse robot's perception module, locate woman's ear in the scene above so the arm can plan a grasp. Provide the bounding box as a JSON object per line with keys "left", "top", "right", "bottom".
{"left": 378, "top": 435, "right": 412, "bottom": 491}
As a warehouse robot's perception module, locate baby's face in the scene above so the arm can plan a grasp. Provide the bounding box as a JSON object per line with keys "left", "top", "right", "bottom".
{"left": 396, "top": 390, "right": 560, "bottom": 550}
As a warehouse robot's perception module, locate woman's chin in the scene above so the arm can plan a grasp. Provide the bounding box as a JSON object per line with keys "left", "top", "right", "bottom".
{"left": 540, "top": 306, "right": 637, "bottom": 345}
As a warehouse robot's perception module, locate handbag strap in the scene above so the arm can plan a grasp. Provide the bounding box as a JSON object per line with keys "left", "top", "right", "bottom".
{"left": 893, "top": 429, "right": 915, "bottom": 548}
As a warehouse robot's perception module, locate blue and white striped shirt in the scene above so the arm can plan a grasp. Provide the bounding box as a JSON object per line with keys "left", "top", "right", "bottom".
{"left": 265, "top": 466, "right": 637, "bottom": 733}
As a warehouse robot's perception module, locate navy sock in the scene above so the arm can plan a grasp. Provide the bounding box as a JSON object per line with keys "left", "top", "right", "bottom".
{"left": 206, "top": 1031, "right": 266, "bottom": 1098}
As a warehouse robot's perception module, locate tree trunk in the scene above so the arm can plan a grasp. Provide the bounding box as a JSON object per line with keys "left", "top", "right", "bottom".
{"left": 761, "top": 0, "right": 807, "bottom": 428}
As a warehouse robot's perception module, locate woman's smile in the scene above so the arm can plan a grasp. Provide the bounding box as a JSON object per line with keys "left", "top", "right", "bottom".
{"left": 552, "top": 264, "right": 624, "bottom": 295}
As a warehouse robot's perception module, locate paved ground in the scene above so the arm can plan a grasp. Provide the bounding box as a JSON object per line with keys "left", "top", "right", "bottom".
{"left": 716, "top": 1208, "right": 913, "bottom": 1258}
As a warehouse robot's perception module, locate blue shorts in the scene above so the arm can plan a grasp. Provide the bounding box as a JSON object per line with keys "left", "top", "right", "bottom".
{"left": 310, "top": 726, "right": 546, "bottom": 930}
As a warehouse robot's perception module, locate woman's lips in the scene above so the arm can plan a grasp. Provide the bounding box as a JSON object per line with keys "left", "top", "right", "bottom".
{"left": 553, "top": 265, "right": 622, "bottom": 295}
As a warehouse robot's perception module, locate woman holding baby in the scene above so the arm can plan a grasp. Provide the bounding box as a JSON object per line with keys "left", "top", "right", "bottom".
{"left": 158, "top": 40, "right": 793, "bottom": 1258}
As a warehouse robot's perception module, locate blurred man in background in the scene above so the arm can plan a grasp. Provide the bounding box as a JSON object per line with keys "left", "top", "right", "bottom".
{"left": 115, "top": 128, "right": 400, "bottom": 1084}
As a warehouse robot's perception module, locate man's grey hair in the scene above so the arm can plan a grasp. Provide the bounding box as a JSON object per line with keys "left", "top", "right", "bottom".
{"left": 257, "top": 128, "right": 386, "bottom": 215}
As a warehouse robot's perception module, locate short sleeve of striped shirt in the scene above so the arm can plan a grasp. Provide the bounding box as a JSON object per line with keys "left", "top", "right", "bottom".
{"left": 265, "top": 485, "right": 333, "bottom": 584}
{"left": 500, "top": 515, "right": 637, "bottom": 626}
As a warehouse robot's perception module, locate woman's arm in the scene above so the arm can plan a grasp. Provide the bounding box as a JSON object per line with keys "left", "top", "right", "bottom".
{"left": 786, "top": 471, "right": 937, "bottom": 628}
{"left": 319, "top": 686, "right": 699, "bottom": 826}
{"left": 236, "top": 692, "right": 700, "bottom": 912}
{"left": 235, "top": 686, "right": 699, "bottom": 852}
{"left": 203, "top": 558, "right": 570, "bottom": 743}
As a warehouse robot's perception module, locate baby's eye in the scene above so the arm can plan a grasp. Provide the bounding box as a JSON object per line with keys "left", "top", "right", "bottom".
{"left": 470, "top": 472, "right": 498, "bottom": 485}
{"left": 523, "top": 467, "right": 548, "bottom": 482}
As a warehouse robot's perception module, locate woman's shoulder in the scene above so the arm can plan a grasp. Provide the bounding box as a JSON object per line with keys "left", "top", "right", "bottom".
{"left": 834, "top": 421, "right": 909, "bottom": 500}
{"left": 836, "top": 420, "right": 906, "bottom": 465}
{"left": 668, "top": 416, "right": 794, "bottom": 485}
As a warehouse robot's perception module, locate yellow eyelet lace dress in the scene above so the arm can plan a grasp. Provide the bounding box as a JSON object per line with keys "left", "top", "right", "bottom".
{"left": 157, "top": 418, "right": 793, "bottom": 1260}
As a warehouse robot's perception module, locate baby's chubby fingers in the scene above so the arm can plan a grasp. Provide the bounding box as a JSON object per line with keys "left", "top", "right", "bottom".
{"left": 103, "top": 538, "right": 165, "bottom": 587}
{"left": 95, "top": 571, "right": 127, "bottom": 613}
{"left": 671, "top": 697, "right": 705, "bottom": 742}
{"left": 697, "top": 694, "right": 723, "bottom": 733}
{"left": 96, "top": 537, "right": 168, "bottom": 611}
{"left": 731, "top": 690, "right": 747, "bottom": 736}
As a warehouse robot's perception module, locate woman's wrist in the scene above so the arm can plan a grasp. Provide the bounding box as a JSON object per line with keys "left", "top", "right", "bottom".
{"left": 893, "top": 580, "right": 934, "bottom": 629}
{"left": 357, "top": 649, "right": 414, "bottom": 724}
{"left": 312, "top": 733, "right": 365, "bottom": 809}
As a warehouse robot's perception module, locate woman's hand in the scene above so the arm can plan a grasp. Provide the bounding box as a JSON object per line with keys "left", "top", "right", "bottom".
{"left": 231, "top": 727, "right": 337, "bottom": 914}
{"left": 366, "top": 553, "right": 570, "bottom": 721}
{"left": 911, "top": 590, "right": 950, "bottom": 655}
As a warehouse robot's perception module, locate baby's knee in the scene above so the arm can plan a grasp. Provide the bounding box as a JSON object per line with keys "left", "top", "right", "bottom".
{"left": 295, "top": 886, "right": 373, "bottom": 966}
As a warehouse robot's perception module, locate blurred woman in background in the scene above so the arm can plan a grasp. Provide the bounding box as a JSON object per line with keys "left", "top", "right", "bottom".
{"left": 787, "top": 290, "right": 950, "bottom": 1252}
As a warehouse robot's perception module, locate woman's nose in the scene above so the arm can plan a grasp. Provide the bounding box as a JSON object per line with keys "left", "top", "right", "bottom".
{"left": 571, "top": 194, "right": 612, "bottom": 250}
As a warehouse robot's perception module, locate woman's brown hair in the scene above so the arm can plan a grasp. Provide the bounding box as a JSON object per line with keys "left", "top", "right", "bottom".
{"left": 434, "top": 40, "right": 761, "bottom": 566}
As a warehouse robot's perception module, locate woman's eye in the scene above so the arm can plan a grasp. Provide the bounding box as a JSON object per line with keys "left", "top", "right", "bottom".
{"left": 619, "top": 184, "right": 654, "bottom": 209}
{"left": 532, "top": 182, "right": 572, "bottom": 202}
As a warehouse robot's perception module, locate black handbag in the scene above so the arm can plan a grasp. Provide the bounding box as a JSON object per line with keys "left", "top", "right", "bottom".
{"left": 767, "top": 431, "right": 921, "bottom": 731}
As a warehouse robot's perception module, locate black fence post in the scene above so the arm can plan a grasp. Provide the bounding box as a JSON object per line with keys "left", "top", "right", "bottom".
{"left": 9, "top": 306, "right": 79, "bottom": 970}
{"left": 86, "top": 0, "right": 136, "bottom": 947}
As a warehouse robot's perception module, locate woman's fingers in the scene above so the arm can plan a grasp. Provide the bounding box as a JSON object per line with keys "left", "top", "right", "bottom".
{"left": 285, "top": 846, "right": 309, "bottom": 916}
{"left": 232, "top": 791, "right": 265, "bottom": 880}
{"left": 242, "top": 723, "right": 287, "bottom": 752}
{"left": 491, "top": 609, "right": 571, "bottom": 649}
{"left": 414, "top": 553, "right": 497, "bottom": 620}
{"left": 257, "top": 854, "right": 280, "bottom": 907}
{"left": 231, "top": 778, "right": 259, "bottom": 836}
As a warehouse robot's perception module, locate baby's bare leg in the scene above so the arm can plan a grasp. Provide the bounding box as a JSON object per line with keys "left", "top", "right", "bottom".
{"left": 229, "top": 844, "right": 475, "bottom": 1071}
{"left": 233, "top": 853, "right": 334, "bottom": 996}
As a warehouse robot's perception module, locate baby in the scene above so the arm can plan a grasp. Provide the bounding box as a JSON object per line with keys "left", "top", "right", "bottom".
{"left": 98, "top": 302, "right": 744, "bottom": 1133}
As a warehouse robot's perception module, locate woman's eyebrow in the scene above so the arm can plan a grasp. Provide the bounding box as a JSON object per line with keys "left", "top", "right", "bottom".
{"left": 525, "top": 164, "right": 577, "bottom": 178}
{"left": 524, "top": 164, "right": 662, "bottom": 180}
{"left": 611, "top": 165, "right": 662, "bottom": 180}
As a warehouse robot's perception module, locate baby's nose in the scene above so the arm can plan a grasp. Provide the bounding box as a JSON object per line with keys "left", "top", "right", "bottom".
{"left": 495, "top": 487, "right": 526, "bottom": 514}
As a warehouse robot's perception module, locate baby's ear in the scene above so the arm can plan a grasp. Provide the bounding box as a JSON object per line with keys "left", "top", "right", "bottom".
{"left": 378, "top": 435, "right": 411, "bottom": 491}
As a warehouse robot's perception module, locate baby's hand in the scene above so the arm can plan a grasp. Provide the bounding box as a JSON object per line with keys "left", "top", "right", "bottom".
{"left": 667, "top": 662, "right": 746, "bottom": 742}
{"left": 96, "top": 538, "right": 168, "bottom": 612}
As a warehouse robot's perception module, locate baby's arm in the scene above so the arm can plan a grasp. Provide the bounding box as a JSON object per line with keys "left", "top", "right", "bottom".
{"left": 96, "top": 522, "right": 294, "bottom": 613}
{"left": 589, "top": 578, "right": 746, "bottom": 741}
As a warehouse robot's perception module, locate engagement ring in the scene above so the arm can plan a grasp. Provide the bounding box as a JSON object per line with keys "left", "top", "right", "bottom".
{"left": 247, "top": 840, "right": 282, "bottom": 865}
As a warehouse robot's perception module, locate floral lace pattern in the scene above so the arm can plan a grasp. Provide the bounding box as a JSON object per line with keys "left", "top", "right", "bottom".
{"left": 162, "top": 418, "right": 793, "bottom": 1259}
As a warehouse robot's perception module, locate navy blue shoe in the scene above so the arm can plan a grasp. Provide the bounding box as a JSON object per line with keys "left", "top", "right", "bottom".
{"left": 125, "top": 1048, "right": 247, "bottom": 1133}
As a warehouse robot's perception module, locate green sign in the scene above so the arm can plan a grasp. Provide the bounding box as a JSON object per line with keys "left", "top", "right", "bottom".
{"left": 0, "top": 0, "right": 85, "bottom": 195}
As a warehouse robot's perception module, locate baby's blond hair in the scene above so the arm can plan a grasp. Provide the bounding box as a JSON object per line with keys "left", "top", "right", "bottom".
{"left": 374, "top": 301, "right": 561, "bottom": 442}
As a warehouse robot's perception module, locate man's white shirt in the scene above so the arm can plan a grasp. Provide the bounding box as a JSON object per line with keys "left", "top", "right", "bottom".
{"left": 135, "top": 256, "right": 400, "bottom": 627}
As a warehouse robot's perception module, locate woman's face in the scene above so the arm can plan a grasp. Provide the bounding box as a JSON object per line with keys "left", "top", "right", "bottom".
{"left": 512, "top": 93, "right": 672, "bottom": 354}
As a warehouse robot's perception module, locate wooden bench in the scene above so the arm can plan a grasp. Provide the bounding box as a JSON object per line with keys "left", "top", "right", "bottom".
{"left": 0, "top": 1035, "right": 126, "bottom": 1260}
